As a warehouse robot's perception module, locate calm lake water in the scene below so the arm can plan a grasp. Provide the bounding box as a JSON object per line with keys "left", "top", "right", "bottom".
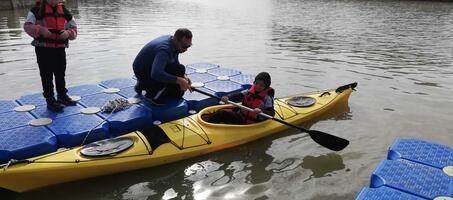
{"left": 1, "top": 0, "right": 453, "bottom": 199}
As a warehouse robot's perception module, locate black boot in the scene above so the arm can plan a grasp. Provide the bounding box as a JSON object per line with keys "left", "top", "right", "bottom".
{"left": 134, "top": 83, "right": 143, "bottom": 96}
{"left": 57, "top": 95, "right": 77, "bottom": 106}
{"left": 46, "top": 97, "right": 64, "bottom": 111}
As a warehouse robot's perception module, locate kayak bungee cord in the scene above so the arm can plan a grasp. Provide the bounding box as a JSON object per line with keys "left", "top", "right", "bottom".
{"left": 167, "top": 116, "right": 211, "bottom": 150}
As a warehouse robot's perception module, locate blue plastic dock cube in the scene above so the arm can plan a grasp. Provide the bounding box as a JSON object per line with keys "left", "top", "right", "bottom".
{"left": 100, "top": 78, "right": 136, "bottom": 89}
{"left": 204, "top": 80, "right": 244, "bottom": 97}
{"left": 31, "top": 104, "right": 84, "bottom": 120}
{"left": 67, "top": 84, "right": 105, "bottom": 97}
{"left": 186, "top": 63, "right": 219, "bottom": 70}
{"left": 187, "top": 73, "right": 218, "bottom": 84}
{"left": 356, "top": 187, "right": 426, "bottom": 200}
{"left": 207, "top": 67, "right": 241, "bottom": 77}
{"left": 388, "top": 138, "right": 453, "bottom": 169}
{"left": 183, "top": 87, "right": 219, "bottom": 111}
{"left": 47, "top": 114, "right": 109, "bottom": 148}
{"left": 78, "top": 93, "right": 125, "bottom": 108}
{"left": 0, "top": 126, "right": 58, "bottom": 164}
{"left": 0, "top": 111, "right": 35, "bottom": 132}
{"left": 186, "top": 67, "right": 196, "bottom": 74}
{"left": 230, "top": 74, "right": 255, "bottom": 89}
{"left": 142, "top": 98, "right": 188, "bottom": 122}
{"left": 17, "top": 93, "right": 46, "bottom": 106}
{"left": 118, "top": 86, "right": 138, "bottom": 98}
{"left": 0, "top": 100, "right": 19, "bottom": 114}
{"left": 370, "top": 160, "right": 453, "bottom": 199}
{"left": 100, "top": 104, "right": 153, "bottom": 136}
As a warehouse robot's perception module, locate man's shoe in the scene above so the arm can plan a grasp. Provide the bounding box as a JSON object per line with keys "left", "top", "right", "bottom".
{"left": 46, "top": 97, "right": 64, "bottom": 111}
{"left": 134, "top": 84, "right": 143, "bottom": 96}
{"left": 57, "top": 95, "right": 77, "bottom": 106}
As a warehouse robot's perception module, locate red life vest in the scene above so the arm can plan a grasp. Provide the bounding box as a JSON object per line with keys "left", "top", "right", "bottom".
{"left": 240, "top": 85, "right": 274, "bottom": 124}
{"left": 35, "top": 2, "right": 68, "bottom": 48}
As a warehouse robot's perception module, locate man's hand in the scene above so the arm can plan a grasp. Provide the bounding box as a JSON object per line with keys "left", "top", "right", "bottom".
{"left": 39, "top": 27, "right": 52, "bottom": 38}
{"left": 176, "top": 77, "right": 190, "bottom": 91}
{"left": 59, "top": 30, "right": 69, "bottom": 40}
{"left": 184, "top": 75, "right": 192, "bottom": 92}
{"left": 221, "top": 96, "right": 229, "bottom": 103}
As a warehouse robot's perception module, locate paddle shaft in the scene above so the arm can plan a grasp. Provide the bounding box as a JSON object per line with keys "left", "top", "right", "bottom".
{"left": 191, "top": 87, "right": 350, "bottom": 151}
{"left": 192, "top": 87, "right": 309, "bottom": 131}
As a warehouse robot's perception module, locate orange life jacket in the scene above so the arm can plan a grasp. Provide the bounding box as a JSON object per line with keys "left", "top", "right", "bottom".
{"left": 34, "top": 2, "right": 68, "bottom": 48}
{"left": 240, "top": 85, "right": 274, "bottom": 124}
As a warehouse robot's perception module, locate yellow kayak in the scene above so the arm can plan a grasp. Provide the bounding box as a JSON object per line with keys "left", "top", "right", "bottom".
{"left": 0, "top": 83, "right": 356, "bottom": 193}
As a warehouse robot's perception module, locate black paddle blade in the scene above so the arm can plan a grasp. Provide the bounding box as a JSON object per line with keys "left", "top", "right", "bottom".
{"left": 307, "top": 130, "right": 349, "bottom": 151}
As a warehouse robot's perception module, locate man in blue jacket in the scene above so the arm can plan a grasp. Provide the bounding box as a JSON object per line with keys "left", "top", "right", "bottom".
{"left": 133, "top": 28, "right": 192, "bottom": 105}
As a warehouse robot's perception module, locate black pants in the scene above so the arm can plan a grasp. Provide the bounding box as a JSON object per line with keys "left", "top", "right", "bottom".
{"left": 35, "top": 47, "right": 68, "bottom": 99}
{"left": 207, "top": 109, "right": 246, "bottom": 125}
{"left": 134, "top": 63, "right": 185, "bottom": 101}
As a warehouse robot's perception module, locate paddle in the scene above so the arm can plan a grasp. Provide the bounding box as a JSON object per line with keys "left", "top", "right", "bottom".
{"left": 191, "top": 87, "right": 350, "bottom": 151}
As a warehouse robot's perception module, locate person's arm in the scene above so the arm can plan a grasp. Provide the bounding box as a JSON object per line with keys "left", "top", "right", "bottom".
{"left": 63, "top": 6, "right": 77, "bottom": 40}
{"left": 23, "top": 11, "right": 43, "bottom": 38}
{"left": 150, "top": 51, "right": 178, "bottom": 83}
{"left": 258, "top": 95, "right": 275, "bottom": 119}
{"left": 227, "top": 90, "right": 247, "bottom": 103}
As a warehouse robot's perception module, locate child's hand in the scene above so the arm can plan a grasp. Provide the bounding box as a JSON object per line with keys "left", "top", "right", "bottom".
{"left": 59, "top": 30, "right": 69, "bottom": 40}
{"left": 253, "top": 108, "right": 262, "bottom": 114}
{"left": 221, "top": 96, "right": 229, "bottom": 103}
{"left": 39, "top": 27, "right": 51, "bottom": 38}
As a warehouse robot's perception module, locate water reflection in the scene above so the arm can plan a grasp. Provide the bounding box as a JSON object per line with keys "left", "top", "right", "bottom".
{"left": 301, "top": 153, "right": 345, "bottom": 179}
{"left": 121, "top": 182, "right": 156, "bottom": 200}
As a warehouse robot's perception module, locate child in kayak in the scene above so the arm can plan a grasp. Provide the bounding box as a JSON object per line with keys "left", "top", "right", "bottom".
{"left": 207, "top": 72, "right": 275, "bottom": 124}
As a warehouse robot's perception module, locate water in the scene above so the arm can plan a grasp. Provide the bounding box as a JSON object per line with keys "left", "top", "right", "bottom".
{"left": 1, "top": 0, "right": 453, "bottom": 199}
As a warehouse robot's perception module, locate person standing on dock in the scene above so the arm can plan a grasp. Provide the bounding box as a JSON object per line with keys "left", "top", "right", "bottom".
{"left": 23, "top": 0, "right": 78, "bottom": 111}
{"left": 132, "top": 28, "right": 193, "bottom": 106}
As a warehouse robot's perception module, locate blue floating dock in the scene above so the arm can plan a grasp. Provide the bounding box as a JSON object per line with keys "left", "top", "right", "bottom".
{"left": 0, "top": 111, "right": 35, "bottom": 132}
{"left": 30, "top": 104, "right": 84, "bottom": 120}
{"left": 142, "top": 98, "right": 189, "bottom": 122}
{"left": 356, "top": 138, "right": 453, "bottom": 200}
{"left": 118, "top": 86, "right": 137, "bottom": 98}
{"left": 47, "top": 113, "right": 109, "bottom": 148}
{"left": 0, "top": 126, "right": 58, "bottom": 164}
{"left": 99, "top": 78, "right": 136, "bottom": 89}
{"left": 371, "top": 160, "right": 453, "bottom": 199}
{"left": 0, "top": 100, "right": 19, "bottom": 114}
{"left": 184, "top": 87, "right": 218, "bottom": 111}
{"left": 17, "top": 93, "right": 47, "bottom": 106}
{"left": 78, "top": 93, "right": 125, "bottom": 108}
{"left": 186, "top": 67, "right": 196, "bottom": 74}
{"left": 388, "top": 138, "right": 453, "bottom": 169}
{"left": 207, "top": 67, "right": 241, "bottom": 77}
{"left": 230, "top": 74, "right": 255, "bottom": 89}
{"left": 186, "top": 63, "right": 219, "bottom": 70}
{"left": 204, "top": 80, "right": 243, "bottom": 96}
{"left": 0, "top": 63, "right": 256, "bottom": 163}
{"left": 356, "top": 187, "right": 426, "bottom": 200}
{"left": 100, "top": 104, "right": 153, "bottom": 137}
{"left": 187, "top": 72, "right": 218, "bottom": 83}
{"left": 67, "top": 84, "right": 105, "bottom": 97}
